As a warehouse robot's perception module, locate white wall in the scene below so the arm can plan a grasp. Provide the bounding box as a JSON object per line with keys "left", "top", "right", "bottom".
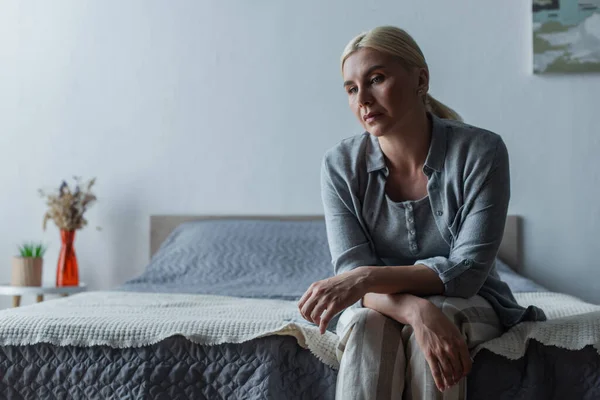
{"left": 1, "top": 0, "right": 599, "bottom": 310}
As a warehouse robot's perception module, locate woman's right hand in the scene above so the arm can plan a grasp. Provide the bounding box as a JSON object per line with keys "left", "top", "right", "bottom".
{"left": 409, "top": 300, "right": 472, "bottom": 392}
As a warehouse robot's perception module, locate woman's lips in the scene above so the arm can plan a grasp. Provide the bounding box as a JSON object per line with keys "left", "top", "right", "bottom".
{"left": 364, "top": 112, "right": 383, "bottom": 123}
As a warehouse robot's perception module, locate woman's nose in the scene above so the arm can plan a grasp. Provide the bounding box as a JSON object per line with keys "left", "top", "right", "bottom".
{"left": 357, "top": 89, "right": 373, "bottom": 107}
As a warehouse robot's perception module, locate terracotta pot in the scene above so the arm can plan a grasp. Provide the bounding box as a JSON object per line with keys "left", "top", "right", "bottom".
{"left": 11, "top": 257, "right": 43, "bottom": 286}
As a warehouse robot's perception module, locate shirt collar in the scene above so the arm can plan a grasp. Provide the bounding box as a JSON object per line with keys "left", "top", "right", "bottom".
{"left": 366, "top": 112, "right": 447, "bottom": 174}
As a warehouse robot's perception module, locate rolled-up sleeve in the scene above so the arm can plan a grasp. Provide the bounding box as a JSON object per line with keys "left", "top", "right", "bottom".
{"left": 321, "top": 155, "right": 381, "bottom": 308}
{"left": 415, "top": 137, "right": 510, "bottom": 298}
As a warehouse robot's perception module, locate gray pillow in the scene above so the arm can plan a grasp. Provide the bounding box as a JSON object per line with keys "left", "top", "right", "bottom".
{"left": 495, "top": 258, "right": 548, "bottom": 293}
{"left": 123, "top": 219, "right": 334, "bottom": 300}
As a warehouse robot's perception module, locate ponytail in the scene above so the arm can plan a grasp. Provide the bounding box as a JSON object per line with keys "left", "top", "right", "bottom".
{"left": 425, "top": 94, "right": 463, "bottom": 121}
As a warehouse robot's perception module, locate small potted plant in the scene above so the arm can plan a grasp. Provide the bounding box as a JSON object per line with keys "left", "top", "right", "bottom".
{"left": 11, "top": 242, "right": 47, "bottom": 286}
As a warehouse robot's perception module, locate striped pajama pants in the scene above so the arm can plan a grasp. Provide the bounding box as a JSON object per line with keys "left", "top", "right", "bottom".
{"left": 334, "top": 295, "right": 503, "bottom": 400}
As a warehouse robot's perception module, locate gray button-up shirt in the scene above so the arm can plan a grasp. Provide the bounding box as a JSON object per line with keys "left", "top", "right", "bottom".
{"left": 321, "top": 113, "right": 546, "bottom": 328}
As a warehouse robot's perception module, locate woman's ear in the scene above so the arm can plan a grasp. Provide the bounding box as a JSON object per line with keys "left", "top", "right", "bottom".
{"left": 417, "top": 67, "right": 430, "bottom": 93}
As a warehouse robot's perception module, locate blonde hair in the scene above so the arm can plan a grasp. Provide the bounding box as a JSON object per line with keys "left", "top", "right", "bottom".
{"left": 341, "top": 26, "right": 462, "bottom": 121}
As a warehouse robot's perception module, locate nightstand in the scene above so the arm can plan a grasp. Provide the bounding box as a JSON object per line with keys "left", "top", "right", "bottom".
{"left": 0, "top": 283, "right": 87, "bottom": 307}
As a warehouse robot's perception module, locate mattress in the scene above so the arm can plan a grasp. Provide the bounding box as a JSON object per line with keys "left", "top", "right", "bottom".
{"left": 1, "top": 219, "right": 598, "bottom": 399}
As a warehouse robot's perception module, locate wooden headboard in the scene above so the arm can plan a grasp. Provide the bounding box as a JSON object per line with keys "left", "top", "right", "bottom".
{"left": 150, "top": 215, "right": 522, "bottom": 270}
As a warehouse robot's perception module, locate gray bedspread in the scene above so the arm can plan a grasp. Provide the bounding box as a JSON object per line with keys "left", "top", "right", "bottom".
{"left": 1, "top": 219, "right": 599, "bottom": 399}
{"left": 0, "top": 335, "right": 336, "bottom": 400}
{"left": 469, "top": 341, "right": 600, "bottom": 400}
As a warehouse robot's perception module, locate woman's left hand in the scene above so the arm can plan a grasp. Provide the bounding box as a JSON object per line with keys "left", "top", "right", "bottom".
{"left": 297, "top": 268, "right": 368, "bottom": 334}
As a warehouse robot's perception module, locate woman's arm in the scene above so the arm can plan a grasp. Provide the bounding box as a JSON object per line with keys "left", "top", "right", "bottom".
{"left": 361, "top": 289, "right": 431, "bottom": 324}
{"left": 319, "top": 154, "right": 382, "bottom": 307}
{"left": 358, "top": 264, "right": 445, "bottom": 297}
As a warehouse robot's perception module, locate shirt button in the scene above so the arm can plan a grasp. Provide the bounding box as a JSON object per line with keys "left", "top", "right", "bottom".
{"left": 463, "top": 260, "right": 472, "bottom": 266}
{"left": 411, "top": 244, "right": 418, "bottom": 250}
{"left": 406, "top": 204, "right": 413, "bottom": 211}
{"left": 408, "top": 217, "right": 414, "bottom": 223}
{"left": 436, "top": 210, "right": 443, "bottom": 216}
{"left": 409, "top": 229, "right": 416, "bottom": 235}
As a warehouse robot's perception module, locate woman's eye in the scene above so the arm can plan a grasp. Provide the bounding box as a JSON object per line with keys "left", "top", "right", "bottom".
{"left": 371, "top": 75, "right": 384, "bottom": 84}
{"left": 347, "top": 87, "right": 358, "bottom": 94}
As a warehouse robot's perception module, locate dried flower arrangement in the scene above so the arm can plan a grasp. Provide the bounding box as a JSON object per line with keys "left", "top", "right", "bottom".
{"left": 39, "top": 177, "right": 98, "bottom": 232}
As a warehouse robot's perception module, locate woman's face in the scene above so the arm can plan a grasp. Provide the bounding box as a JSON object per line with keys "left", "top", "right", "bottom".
{"left": 342, "top": 47, "right": 427, "bottom": 137}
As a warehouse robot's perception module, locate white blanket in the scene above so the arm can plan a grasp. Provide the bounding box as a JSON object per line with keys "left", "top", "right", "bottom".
{"left": 474, "top": 291, "right": 600, "bottom": 359}
{"left": 0, "top": 291, "right": 340, "bottom": 368}
{"left": 0, "top": 291, "right": 599, "bottom": 369}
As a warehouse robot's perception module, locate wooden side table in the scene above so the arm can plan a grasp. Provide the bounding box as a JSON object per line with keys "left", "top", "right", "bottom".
{"left": 0, "top": 283, "right": 87, "bottom": 307}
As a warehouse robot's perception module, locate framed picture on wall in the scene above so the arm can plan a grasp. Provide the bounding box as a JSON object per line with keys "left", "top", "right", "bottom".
{"left": 533, "top": 0, "right": 600, "bottom": 73}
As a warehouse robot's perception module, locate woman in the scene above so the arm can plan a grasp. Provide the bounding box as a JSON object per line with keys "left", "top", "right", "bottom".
{"left": 297, "top": 26, "right": 545, "bottom": 399}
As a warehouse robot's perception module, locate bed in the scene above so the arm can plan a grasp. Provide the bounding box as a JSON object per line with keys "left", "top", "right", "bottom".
{"left": 0, "top": 215, "right": 599, "bottom": 399}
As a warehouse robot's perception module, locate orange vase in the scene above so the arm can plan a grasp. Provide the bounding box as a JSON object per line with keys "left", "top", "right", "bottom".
{"left": 56, "top": 230, "right": 79, "bottom": 287}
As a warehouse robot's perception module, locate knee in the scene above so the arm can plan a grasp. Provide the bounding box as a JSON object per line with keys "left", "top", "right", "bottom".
{"left": 336, "top": 307, "right": 396, "bottom": 335}
{"left": 423, "top": 295, "right": 448, "bottom": 308}
{"left": 422, "top": 295, "right": 500, "bottom": 331}
{"left": 422, "top": 295, "right": 477, "bottom": 324}
{"left": 342, "top": 307, "right": 388, "bottom": 325}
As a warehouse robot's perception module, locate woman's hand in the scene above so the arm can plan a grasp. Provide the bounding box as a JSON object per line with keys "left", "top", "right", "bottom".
{"left": 298, "top": 268, "right": 368, "bottom": 334}
{"left": 410, "top": 300, "right": 472, "bottom": 392}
